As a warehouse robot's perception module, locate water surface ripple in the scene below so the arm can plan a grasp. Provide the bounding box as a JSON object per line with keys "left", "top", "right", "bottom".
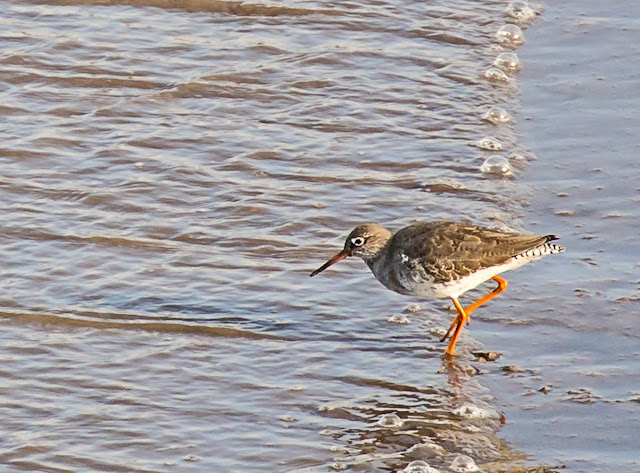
{"left": 3, "top": 0, "right": 630, "bottom": 472}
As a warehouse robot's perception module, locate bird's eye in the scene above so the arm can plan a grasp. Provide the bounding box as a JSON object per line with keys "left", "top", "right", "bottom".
{"left": 351, "top": 236, "right": 365, "bottom": 247}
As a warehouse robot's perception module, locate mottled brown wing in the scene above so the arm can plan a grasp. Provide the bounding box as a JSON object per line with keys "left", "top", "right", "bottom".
{"left": 390, "top": 221, "right": 552, "bottom": 283}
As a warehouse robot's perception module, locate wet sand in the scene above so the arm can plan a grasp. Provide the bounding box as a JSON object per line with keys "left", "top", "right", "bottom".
{"left": 480, "top": 3, "right": 640, "bottom": 472}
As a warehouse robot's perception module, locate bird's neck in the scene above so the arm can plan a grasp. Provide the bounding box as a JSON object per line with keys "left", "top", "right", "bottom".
{"left": 363, "top": 246, "right": 386, "bottom": 272}
{"left": 365, "top": 258, "right": 377, "bottom": 273}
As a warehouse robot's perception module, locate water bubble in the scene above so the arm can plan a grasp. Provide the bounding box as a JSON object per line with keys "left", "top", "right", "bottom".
{"left": 406, "top": 441, "right": 446, "bottom": 459}
{"left": 481, "top": 106, "right": 512, "bottom": 125}
{"left": 183, "top": 455, "right": 201, "bottom": 462}
{"left": 399, "top": 460, "right": 441, "bottom": 473}
{"left": 473, "top": 137, "right": 503, "bottom": 151}
{"left": 493, "top": 52, "right": 521, "bottom": 74}
{"left": 452, "top": 403, "right": 496, "bottom": 419}
{"left": 484, "top": 67, "right": 510, "bottom": 83}
{"left": 450, "top": 454, "right": 479, "bottom": 472}
{"left": 405, "top": 303, "right": 422, "bottom": 313}
{"left": 378, "top": 413, "right": 404, "bottom": 427}
{"left": 508, "top": 152, "right": 528, "bottom": 164}
{"left": 505, "top": 0, "right": 537, "bottom": 24}
{"left": 480, "top": 155, "right": 513, "bottom": 176}
{"left": 388, "top": 314, "right": 411, "bottom": 324}
{"left": 495, "top": 24, "right": 525, "bottom": 46}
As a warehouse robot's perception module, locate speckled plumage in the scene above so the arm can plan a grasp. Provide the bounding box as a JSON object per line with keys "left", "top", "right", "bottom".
{"left": 366, "top": 221, "right": 561, "bottom": 297}
{"left": 310, "top": 221, "right": 564, "bottom": 355}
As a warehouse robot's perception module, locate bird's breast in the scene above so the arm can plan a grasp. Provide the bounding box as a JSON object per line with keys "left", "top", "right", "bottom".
{"left": 368, "top": 251, "right": 442, "bottom": 297}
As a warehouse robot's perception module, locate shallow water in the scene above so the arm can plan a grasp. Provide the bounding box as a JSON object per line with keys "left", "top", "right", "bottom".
{"left": 0, "top": 0, "right": 638, "bottom": 472}
{"left": 481, "top": 3, "right": 640, "bottom": 472}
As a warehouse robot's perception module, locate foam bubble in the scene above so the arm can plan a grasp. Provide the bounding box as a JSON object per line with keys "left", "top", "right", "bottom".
{"left": 452, "top": 403, "right": 497, "bottom": 419}
{"left": 399, "top": 460, "right": 441, "bottom": 473}
{"left": 509, "top": 152, "right": 528, "bottom": 165}
{"left": 473, "top": 137, "right": 503, "bottom": 151}
{"left": 493, "top": 52, "right": 521, "bottom": 74}
{"left": 388, "top": 314, "right": 411, "bottom": 324}
{"left": 505, "top": 0, "right": 537, "bottom": 24}
{"left": 378, "top": 413, "right": 404, "bottom": 427}
{"left": 480, "top": 155, "right": 513, "bottom": 176}
{"left": 484, "top": 67, "right": 510, "bottom": 83}
{"left": 406, "top": 440, "right": 446, "bottom": 456}
{"left": 495, "top": 24, "right": 525, "bottom": 46}
{"left": 481, "top": 106, "right": 511, "bottom": 125}
{"left": 450, "top": 455, "right": 479, "bottom": 472}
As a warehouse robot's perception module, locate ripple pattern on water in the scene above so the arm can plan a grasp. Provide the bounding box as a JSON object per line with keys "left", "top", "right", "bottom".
{"left": 0, "top": 0, "right": 567, "bottom": 472}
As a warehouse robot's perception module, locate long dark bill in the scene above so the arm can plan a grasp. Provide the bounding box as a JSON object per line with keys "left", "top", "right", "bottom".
{"left": 309, "top": 250, "right": 350, "bottom": 277}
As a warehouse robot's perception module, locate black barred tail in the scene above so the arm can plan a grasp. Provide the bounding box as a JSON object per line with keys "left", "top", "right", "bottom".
{"left": 542, "top": 242, "right": 564, "bottom": 254}
{"left": 544, "top": 234, "right": 564, "bottom": 254}
{"left": 513, "top": 236, "right": 564, "bottom": 261}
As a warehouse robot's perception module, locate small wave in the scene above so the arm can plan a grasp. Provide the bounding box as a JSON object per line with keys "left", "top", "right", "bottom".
{"left": 41, "top": 0, "right": 344, "bottom": 16}
{"left": 0, "top": 309, "right": 288, "bottom": 340}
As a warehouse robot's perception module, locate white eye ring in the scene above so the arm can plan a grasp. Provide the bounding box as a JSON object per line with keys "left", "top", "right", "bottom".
{"left": 351, "top": 236, "right": 365, "bottom": 247}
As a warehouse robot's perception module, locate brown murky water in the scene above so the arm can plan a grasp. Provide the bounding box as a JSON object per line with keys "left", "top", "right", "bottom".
{"left": 0, "top": 1, "right": 638, "bottom": 472}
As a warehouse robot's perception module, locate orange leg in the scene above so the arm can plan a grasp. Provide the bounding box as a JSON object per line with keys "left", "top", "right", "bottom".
{"left": 440, "top": 276, "right": 508, "bottom": 345}
{"left": 465, "top": 275, "right": 508, "bottom": 315}
{"left": 445, "top": 297, "right": 468, "bottom": 355}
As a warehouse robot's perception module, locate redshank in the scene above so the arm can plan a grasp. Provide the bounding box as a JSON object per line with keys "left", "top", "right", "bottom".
{"left": 310, "top": 221, "right": 564, "bottom": 355}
